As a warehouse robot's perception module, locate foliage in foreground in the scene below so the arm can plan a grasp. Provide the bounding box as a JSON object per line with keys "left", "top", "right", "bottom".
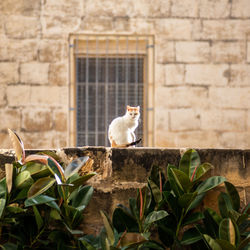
{"left": 0, "top": 129, "right": 96, "bottom": 249}
{"left": 80, "top": 149, "right": 250, "bottom": 250}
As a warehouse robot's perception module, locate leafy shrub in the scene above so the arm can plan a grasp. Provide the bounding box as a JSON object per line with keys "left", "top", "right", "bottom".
{"left": 0, "top": 129, "right": 96, "bottom": 249}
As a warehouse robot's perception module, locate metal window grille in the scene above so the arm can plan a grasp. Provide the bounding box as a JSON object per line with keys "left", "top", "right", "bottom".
{"left": 73, "top": 36, "right": 151, "bottom": 146}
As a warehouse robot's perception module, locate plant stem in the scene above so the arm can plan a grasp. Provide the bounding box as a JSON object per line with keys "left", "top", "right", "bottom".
{"left": 175, "top": 209, "right": 185, "bottom": 237}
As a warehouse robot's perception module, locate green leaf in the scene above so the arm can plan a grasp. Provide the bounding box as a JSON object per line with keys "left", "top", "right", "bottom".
{"left": 187, "top": 193, "right": 206, "bottom": 211}
{"left": 63, "top": 204, "right": 83, "bottom": 229}
{"left": 182, "top": 212, "right": 204, "bottom": 226}
{"left": 170, "top": 168, "right": 191, "bottom": 192}
{"left": 179, "top": 149, "right": 200, "bottom": 179}
{"left": 219, "top": 218, "right": 236, "bottom": 246}
{"left": 24, "top": 162, "right": 50, "bottom": 178}
{"left": 197, "top": 176, "right": 226, "bottom": 194}
{"left": 50, "top": 209, "right": 61, "bottom": 220}
{"left": 33, "top": 205, "right": 43, "bottom": 231}
{"left": 0, "top": 199, "right": 6, "bottom": 218}
{"left": 148, "top": 180, "right": 162, "bottom": 203}
{"left": 47, "top": 158, "right": 65, "bottom": 183}
{"left": 80, "top": 239, "right": 96, "bottom": 250}
{"left": 203, "top": 234, "right": 222, "bottom": 250}
{"left": 144, "top": 210, "right": 168, "bottom": 226}
{"left": 24, "top": 194, "right": 56, "bottom": 207}
{"left": 14, "top": 170, "right": 34, "bottom": 189}
{"left": 68, "top": 172, "right": 96, "bottom": 192}
{"left": 178, "top": 192, "right": 197, "bottom": 209}
{"left": 167, "top": 164, "right": 183, "bottom": 197}
{"left": 64, "top": 156, "right": 89, "bottom": 179}
{"left": 194, "top": 163, "right": 213, "bottom": 181}
{"left": 70, "top": 185, "right": 93, "bottom": 210}
{"left": 203, "top": 208, "right": 220, "bottom": 238}
{"left": 218, "top": 192, "right": 233, "bottom": 218}
{"left": 224, "top": 181, "right": 240, "bottom": 212}
{"left": 163, "top": 191, "right": 181, "bottom": 220}
{"left": 5, "top": 163, "right": 13, "bottom": 193}
{"left": 181, "top": 227, "right": 202, "bottom": 245}
{"left": 27, "top": 177, "right": 56, "bottom": 199}
{"left": 112, "top": 207, "right": 139, "bottom": 233}
{"left": 0, "top": 178, "right": 7, "bottom": 199}
{"left": 216, "top": 239, "right": 236, "bottom": 250}
{"left": 100, "top": 210, "right": 115, "bottom": 246}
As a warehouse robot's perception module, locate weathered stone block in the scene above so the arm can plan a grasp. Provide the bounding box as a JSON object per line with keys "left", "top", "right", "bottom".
{"left": 0, "top": 108, "right": 21, "bottom": 131}
{"left": 21, "top": 108, "right": 53, "bottom": 132}
{"left": 30, "top": 86, "right": 68, "bottom": 107}
{"left": 41, "top": 15, "right": 80, "bottom": 39}
{"left": 0, "top": 0, "right": 40, "bottom": 16}
{"left": 247, "top": 42, "right": 250, "bottom": 63}
{"left": 155, "top": 39, "right": 175, "bottom": 63}
{"left": 155, "top": 19, "right": 193, "bottom": 40}
{"left": 80, "top": 16, "right": 112, "bottom": 32}
{"left": 38, "top": 40, "right": 67, "bottom": 62}
{"left": 185, "top": 64, "right": 228, "bottom": 85}
{"left": 201, "top": 20, "right": 250, "bottom": 40}
{"left": 54, "top": 111, "right": 67, "bottom": 132}
{"left": 20, "top": 62, "right": 49, "bottom": 84}
{"left": 212, "top": 42, "right": 245, "bottom": 63}
{"left": 176, "top": 41, "right": 210, "bottom": 63}
{"left": 231, "top": 65, "right": 250, "bottom": 86}
{"left": 200, "top": 0, "right": 230, "bottom": 18}
{"left": 0, "top": 63, "right": 19, "bottom": 84}
{"left": 0, "top": 133, "right": 12, "bottom": 149}
{"left": 201, "top": 109, "right": 246, "bottom": 132}
{"left": 209, "top": 87, "right": 250, "bottom": 109}
{"left": 171, "top": 0, "right": 199, "bottom": 17}
{"left": 155, "top": 64, "right": 165, "bottom": 86}
{"left": 232, "top": 0, "right": 250, "bottom": 18}
{"left": 49, "top": 62, "right": 67, "bottom": 86}
{"left": 169, "top": 109, "right": 201, "bottom": 131}
{"left": 164, "top": 64, "right": 185, "bottom": 85}
{"left": 0, "top": 85, "right": 6, "bottom": 107}
{"left": 247, "top": 111, "right": 250, "bottom": 131}
{"left": 43, "top": 0, "right": 83, "bottom": 17}
{"left": 6, "top": 85, "right": 30, "bottom": 107}
{"left": 155, "top": 107, "right": 169, "bottom": 131}
{"left": 155, "top": 86, "right": 208, "bottom": 109}
{"left": 219, "top": 132, "right": 250, "bottom": 149}
{"left": 5, "top": 15, "right": 40, "bottom": 39}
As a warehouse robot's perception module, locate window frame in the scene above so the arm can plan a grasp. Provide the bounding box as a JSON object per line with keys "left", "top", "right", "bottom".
{"left": 68, "top": 34, "right": 155, "bottom": 147}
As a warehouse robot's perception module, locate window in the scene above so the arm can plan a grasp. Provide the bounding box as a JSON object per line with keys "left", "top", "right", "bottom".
{"left": 69, "top": 35, "right": 154, "bottom": 147}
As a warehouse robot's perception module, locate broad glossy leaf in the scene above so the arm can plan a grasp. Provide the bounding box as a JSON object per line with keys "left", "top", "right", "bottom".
{"left": 5, "top": 163, "right": 13, "bottom": 193}
{"left": 187, "top": 193, "right": 206, "bottom": 211}
{"left": 206, "top": 207, "right": 222, "bottom": 225}
{"left": 24, "top": 154, "right": 48, "bottom": 165}
{"left": 8, "top": 128, "right": 25, "bottom": 164}
{"left": 70, "top": 185, "right": 93, "bottom": 210}
{"left": 28, "top": 177, "right": 56, "bottom": 199}
{"left": 0, "top": 198, "right": 6, "bottom": 218}
{"left": 63, "top": 204, "right": 83, "bottom": 229}
{"left": 148, "top": 180, "right": 162, "bottom": 203}
{"left": 50, "top": 209, "right": 61, "bottom": 220}
{"left": 163, "top": 191, "right": 181, "bottom": 219}
{"left": 179, "top": 149, "right": 200, "bottom": 178}
{"left": 216, "top": 239, "right": 236, "bottom": 250}
{"left": 194, "top": 163, "right": 213, "bottom": 181}
{"left": 218, "top": 192, "right": 233, "bottom": 218}
{"left": 178, "top": 192, "right": 197, "bottom": 209}
{"left": 33, "top": 205, "right": 43, "bottom": 231}
{"left": 5, "top": 205, "right": 26, "bottom": 214}
{"left": 203, "top": 234, "right": 222, "bottom": 250}
{"left": 182, "top": 212, "right": 204, "bottom": 226}
{"left": 167, "top": 164, "right": 183, "bottom": 197}
{"left": 144, "top": 210, "right": 168, "bottom": 225}
{"left": 68, "top": 172, "right": 96, "bottom": 192}
{"left": 197, "top": 176, "right": 226, "bottom": 194}
{"left": 112, "top": 207, "right": 139, "bottom": 233}
{"left": 24, "top": 194, "right": 56, "bottom": 207}
{"left": 219, "top": 218, "right": 235, "bottom": 246}
{"left": 80, "top": 239, "right": 96, "bottom": 250}
{"left": 100, "top": 210, "right": 115, "bottom": 245}
{"left": 203, "top": 208, "right": 220, "bottom": 238}
{"left": 64, "top": 156, "right": 89, "bottom": 179}
{"left": 181, "top": 227, "right": 202, "bottom": 245}
{"left": 47, "top": 158, "right": 65, "bottom": 183}
{"left": 170, "top": 168, "right": 191, "bottom": 192}
{"left": 0, "top": 178, "right": 7, "bottom": 199}
{"left": 228, "top": 209, "right": 241, "bottom": 224}
{"left": 129, "top": 198, "right": 140, "bottom": 222}
{"left": 25, "top": 162, "right": 50, "bottom": 178}
{"left": 15, "top": 170, "right": 34, "bottom": 189}
{"left": 225, "top": 181, "right": 240, "bottom": 212}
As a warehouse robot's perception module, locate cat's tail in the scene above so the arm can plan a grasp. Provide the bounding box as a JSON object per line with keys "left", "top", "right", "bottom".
{"left": 126, "top": 138, "right": 142, "bottom": 147}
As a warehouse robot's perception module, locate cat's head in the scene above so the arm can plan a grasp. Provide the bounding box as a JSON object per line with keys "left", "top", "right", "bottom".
{"left": 126, "top": 105, "right": 140, "bottom": 120}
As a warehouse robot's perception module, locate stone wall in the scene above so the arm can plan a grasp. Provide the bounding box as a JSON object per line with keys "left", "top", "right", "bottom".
{"left": 0, "top": 147, "right": 249, "bottom": 234}
{"left": 0, "top": 0, "right": 250, "bottom": 149}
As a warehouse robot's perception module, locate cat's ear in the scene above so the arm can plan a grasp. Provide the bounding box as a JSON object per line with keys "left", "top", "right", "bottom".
{"left": 127, "top": 105, "right": 130, "bottom": 110}
{"left": 137, "top": 106, "right": 140, "bottom": 110}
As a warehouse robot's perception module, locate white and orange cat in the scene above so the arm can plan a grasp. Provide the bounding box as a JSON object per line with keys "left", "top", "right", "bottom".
{"left": 108, "top": 105, "right": 141, "bottom": 147}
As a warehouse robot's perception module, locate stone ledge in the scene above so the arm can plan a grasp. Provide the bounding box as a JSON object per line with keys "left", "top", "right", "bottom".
{"left": 0, "top": 147, "right": 249, "bottom": 234}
